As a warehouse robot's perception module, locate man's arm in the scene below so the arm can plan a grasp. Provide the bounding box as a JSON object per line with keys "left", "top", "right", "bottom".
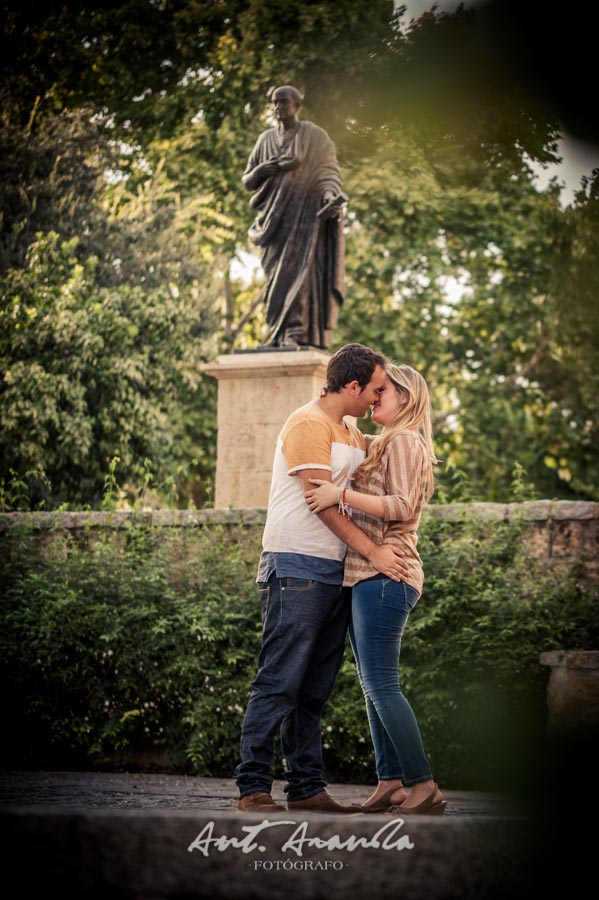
{"left": 242, "top": 156, "right": 301, "bottom": 191}
{"left": 242, "top": 159, "right": 280, "bottom": 190}
{"left": 296, "top": 469, "right": 409, "bottom": 582}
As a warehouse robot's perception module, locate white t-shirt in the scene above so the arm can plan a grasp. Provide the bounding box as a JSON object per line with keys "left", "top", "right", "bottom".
{"left": 261, "top": 401, "right": 366, "bottom": 562}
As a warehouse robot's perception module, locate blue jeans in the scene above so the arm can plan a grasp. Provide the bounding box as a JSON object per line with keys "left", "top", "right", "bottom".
{"left": 349, "top": 575, "right": 433, "bottom": 786}
{"left": 235, "top": 574, "right": 350, "bottom": 801}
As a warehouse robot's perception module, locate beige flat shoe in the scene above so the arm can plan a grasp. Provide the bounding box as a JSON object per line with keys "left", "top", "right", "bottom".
{"left": 386, "top": 782, "right": 447, "bottom": 816}
{"left": 355, "top": 784, "right": 406, "bottom": 813}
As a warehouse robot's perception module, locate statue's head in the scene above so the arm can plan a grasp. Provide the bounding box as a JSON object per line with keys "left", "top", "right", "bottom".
{"left": 273, "top": 85, "right": 302, "bottom": 107}
{"left": 273, "top": 85, "right": 302, "bottom": 123}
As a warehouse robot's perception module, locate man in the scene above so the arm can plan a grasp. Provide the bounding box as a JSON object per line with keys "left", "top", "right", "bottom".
{"left": 235, "top": 344, "right": 408, "bottom": 813}
{"left": 242, "top": 85, "right": 346, "bottom": 350}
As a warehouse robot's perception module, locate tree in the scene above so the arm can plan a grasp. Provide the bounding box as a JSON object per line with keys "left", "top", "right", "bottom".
{"left": 0, "top": 232, "right": 220, "bottom": 507}
{"left": 333, "top": 116, "right": 599, "bottom": 500}
{"left": 1, "top": 0, "right": 596, "bottom": 506}
{"left": 0, "top": 90, "right": 237, "bottom": 507}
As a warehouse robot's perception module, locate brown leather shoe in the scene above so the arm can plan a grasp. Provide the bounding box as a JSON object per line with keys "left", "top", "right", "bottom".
{"left": 287, "top": 791, "right": 362, "bottom": 815}
{"left": 237, "top": 792, "right": 287, "bottom": 812}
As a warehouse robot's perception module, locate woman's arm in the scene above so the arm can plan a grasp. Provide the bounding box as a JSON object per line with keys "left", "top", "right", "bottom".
{"left": 305, "top": 432, "right": 426, "bottom": 521}
{"left": 305, "top": 480, "right": 386, "bottom": 517}
{"left": 297, "top": 470, "right": 409, "bottom": 581}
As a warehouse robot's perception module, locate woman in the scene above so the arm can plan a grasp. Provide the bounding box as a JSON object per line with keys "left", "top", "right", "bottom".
{"left": 305, "top": 364, "right": 446, "bottom": 815}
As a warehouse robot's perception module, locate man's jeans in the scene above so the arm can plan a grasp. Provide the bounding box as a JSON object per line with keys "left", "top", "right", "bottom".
{"left": 235, "top": 574, "right": 349, "bottom": 801}
{"left": 349, "top": 575, "right": 433, "bottom": 786}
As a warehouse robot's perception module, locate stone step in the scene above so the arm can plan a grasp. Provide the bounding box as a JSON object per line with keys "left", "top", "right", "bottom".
{"left": 2, "top": 806, "right": 532, "bottom": 900}
{"left": 0, "top": 772, "right": 536, "bottom": 899}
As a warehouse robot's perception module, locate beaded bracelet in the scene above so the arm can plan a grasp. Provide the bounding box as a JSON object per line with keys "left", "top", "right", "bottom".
{"left": 337, "top": 488, "right": 348, "bottom": 516}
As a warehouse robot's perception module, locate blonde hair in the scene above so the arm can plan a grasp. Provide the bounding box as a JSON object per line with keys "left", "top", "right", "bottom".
{"left": 359, "top": 363, "right": 437, "bottom": 501}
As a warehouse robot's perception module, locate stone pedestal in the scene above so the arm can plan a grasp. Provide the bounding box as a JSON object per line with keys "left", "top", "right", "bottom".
{"left": 204, "top": 349, "right": 330, "bottom": 508}
{"left": 539, "top": 650, "right": 599, "bottom": 733}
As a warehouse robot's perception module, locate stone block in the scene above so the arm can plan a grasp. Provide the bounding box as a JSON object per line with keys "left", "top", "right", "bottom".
{"left": 550, "top": 520, "right": 583, "bottom": 558}
{"left": 432, "top": 503, "right": 506, "bottom": 523}
{"left": 521, "top": 523, "right": 549, "bottom": 560}
{"left": 539, "top": 650, "right": 599, "bottom": 732}
{"left": 204, "top": 350, "right": 331, "bottom": 509}
{"left": 581, "top": 518, "right": 599, "bottom": 560}
{"left": 550, "top": 501, "right": 598, "bottom": 520}
{"left": 583, "top": 560, "right": 599, "bottom": 583}
{"left": 505, "top": 501, "right": 552, "bottom": 522}
{"left": 39, "top": 532, "right": 69, "bottom": 563}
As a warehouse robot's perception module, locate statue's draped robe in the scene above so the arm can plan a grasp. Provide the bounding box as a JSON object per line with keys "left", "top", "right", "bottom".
{"left": 244, "top": 121, "right": 344, "bottom": 349}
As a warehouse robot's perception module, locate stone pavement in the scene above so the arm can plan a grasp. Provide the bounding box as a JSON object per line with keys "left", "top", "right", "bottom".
{"left": 0, "top": 770, "right": 549, "bottom": 900}
{"left": 0, "top": 770, "right": 515, "bottom": 815}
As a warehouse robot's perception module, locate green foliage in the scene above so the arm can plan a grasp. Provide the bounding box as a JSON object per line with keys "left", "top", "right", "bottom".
{"left": 399, "top": 510, "right": 598, "bottom": 789}
{"left": 0, "top": 233, "right": 217, "bottom": 507}
{"left": 0, "top": 2, "right": 595, "bottom": 795}
{"left": 1, "top": 510, "right": 597, "bottom": 787}
{"left": 0, "top": 521, "right": 261, "bottom": 770}
{"left": 320, "top": 510, "right": 598, "bottom": 790}
{"left": 335, "top": 123, "right": 599, "bottom": 502}
{"left": 0, "top": 101, "right": 114, "bottom": 277}
{"left": 0, "top": 467, "right": 54, "bottom": 512}
{"left": 0, "top": 0, "right": 597, "bottom": 507}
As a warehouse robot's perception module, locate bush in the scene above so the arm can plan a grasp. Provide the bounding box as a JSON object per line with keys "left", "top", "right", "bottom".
{"left": 323, "top": 510, "right": 599, "bottom": 790}
{"left": 0, "top": 520, "right": 261, "bottom": 772}
{"left": 1, "top": 510, "right": 597, "bottom": 788}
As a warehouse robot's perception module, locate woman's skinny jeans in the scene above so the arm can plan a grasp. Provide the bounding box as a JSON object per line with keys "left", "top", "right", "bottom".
{"left": 349, "top": 575, "right": 433, "bottom": 786}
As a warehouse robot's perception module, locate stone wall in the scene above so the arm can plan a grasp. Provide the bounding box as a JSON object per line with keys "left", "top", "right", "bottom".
{"left": 1, "top": 500, "right": 598, "bottom": 581}
{"left": 2, "top": 501, "right": 597, "bottom": 764}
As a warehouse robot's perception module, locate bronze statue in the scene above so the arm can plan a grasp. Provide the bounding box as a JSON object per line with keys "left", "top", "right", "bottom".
{"left": 242, "top": 86, "right": 346, "bottom": 350}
